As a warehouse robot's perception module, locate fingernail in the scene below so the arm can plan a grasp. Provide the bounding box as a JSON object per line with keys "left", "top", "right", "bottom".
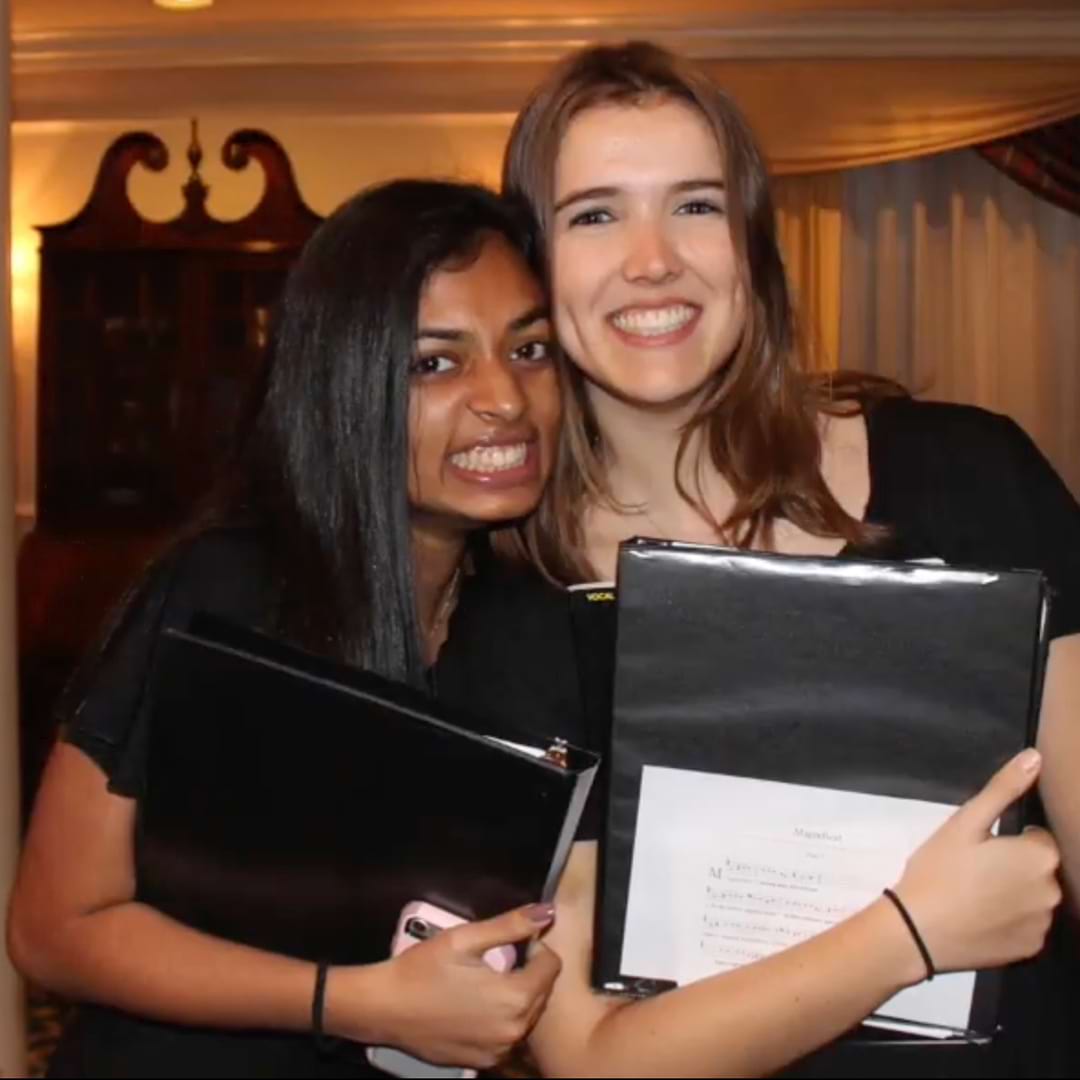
{"left": 525, "top": 903, "right": 555, "bottom": 925}
{"left": 1017, "top": 748, "right": 1041, "bottom": 773}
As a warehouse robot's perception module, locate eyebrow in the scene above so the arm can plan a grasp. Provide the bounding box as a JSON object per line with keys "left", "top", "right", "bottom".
{"left": 553, "top": 186, "right": 619, "bottom": 215}
{"left": 509, "top": 304, "right": 550, "bottom": 332}
{"left": 553, "top": 177, "right": 726, "bottom": 215}
{"left": 414, "top": 328, "right": 466, "bottom": 342}
{"left": 415, "top": 305, "right": 550, "bottom": 342}
{"left": 673, "top": 178, "right": 726, "bottom": 194}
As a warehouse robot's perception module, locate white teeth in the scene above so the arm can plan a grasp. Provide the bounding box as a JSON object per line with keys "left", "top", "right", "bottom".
{"left": 611, "top": 304, "right": 696, "bottom": 337}
{"left": 450, "top": 443, "right": 528, "bottom": 473}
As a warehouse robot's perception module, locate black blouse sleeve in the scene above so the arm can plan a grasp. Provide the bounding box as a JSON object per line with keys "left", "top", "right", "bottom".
{"left": 990, "top": 416, "right": 1080, "bottom": 639}
{"left": 868, "top": 399, "right": 1080, "bottom": 640}
{"left": 60, "top": 552, "right": 184, "bottom": 798}
{"left": 940, "top": 410, "right": 1080, "bottom": 639}
{"left": 61, "top": 529, "right": 275, "bottom": 798}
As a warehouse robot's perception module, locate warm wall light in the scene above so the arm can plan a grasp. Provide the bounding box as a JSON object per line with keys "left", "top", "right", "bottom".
{"left": 154, "top": 0, "right": 215, "bottom": 10}
{"left": 10, "top": 233, "right": 37, "bottom": 320}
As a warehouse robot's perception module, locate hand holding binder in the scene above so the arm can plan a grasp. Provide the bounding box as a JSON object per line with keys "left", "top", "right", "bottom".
{"left": 598, "top": 540, "right": 1054, "bottom": 1044}
{"left": 894, "top": 748, "right": 1060, "bottom": 975}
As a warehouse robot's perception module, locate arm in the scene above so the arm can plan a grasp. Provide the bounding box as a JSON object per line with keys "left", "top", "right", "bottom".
{"left": 529, "top": 844, "right": 916, "bottom": 1079}
{"left": 8, "top": 742, "right": 560, "bottom": 1070}
{"left": 969, "top": 417, "right": 1080, "bottom": 915}
{"left": 1036, "top": 633, "right": 1080, "bottom": 914}
{"left": 529, "top": 751, "right": 1060, "bottom": 1078}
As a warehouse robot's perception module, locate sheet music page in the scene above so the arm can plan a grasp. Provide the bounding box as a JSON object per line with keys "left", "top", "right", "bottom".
{"left": 621, "top": 766, "right": 977, "bottom": 1034}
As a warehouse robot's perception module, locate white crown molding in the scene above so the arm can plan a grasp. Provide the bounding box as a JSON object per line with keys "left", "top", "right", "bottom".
{"left": 14, "top": 11, "right": 1080, "bottom": 74}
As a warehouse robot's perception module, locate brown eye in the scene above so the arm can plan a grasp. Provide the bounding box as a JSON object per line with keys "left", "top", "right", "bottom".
{"left": 410, "top": 354, "right": 458, "bottom": 377}
{"left": 568, "top": 207, "right": 613, "bottom": 228}
{"left": 675, "top": 199, "right": 724, "bottom": 217}
{"left": 512, "top": 340, "right": 553, "bottom": 363}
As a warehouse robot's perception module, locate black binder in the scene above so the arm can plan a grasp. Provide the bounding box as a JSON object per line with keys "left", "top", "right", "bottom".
{"left": 596, "top": 540, "right": 1050, "bottom": 1044}
{"left": 136, "top": 615, "right": 598, "bottom": 965}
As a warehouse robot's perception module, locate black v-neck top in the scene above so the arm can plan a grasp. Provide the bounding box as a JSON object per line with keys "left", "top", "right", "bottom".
{"left": 65, "top": 397, "right": 1080, "bottom": 808}
{"left": 56, "top": 397, "right": 1079, "bottom": 1078}
{"left": 438, "top": 395, "right": 1080, "bottom": 798}
{"left": 437, "top": 397, "right": 1080, "bottom": 1080}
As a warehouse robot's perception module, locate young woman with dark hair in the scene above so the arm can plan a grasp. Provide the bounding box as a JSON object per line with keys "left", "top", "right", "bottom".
{"left": 437, "top": 41, "right": 1079, "bottom": 1077}
{"left": 7, "top": 179, "right": 565, "bottom": 1077}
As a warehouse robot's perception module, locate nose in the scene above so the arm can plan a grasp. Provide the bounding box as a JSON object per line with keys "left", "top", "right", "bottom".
{"left": 623, "top": 218, "right": 682, "bottom": 284}
{"left": 467, "top": 354, "right": 528, "bottom": 423}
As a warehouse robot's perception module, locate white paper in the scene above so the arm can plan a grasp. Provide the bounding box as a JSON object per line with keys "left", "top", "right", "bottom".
{"left": 621, "top": 766, "right": 977, "bottom": 1034}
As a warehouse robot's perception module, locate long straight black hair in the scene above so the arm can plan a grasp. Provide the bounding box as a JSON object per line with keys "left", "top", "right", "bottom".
{"left": 221, "top": 179, "right": 542, "bottom": 686}
{"left": 52, "top": 179, "right": 540, "bottom": 786}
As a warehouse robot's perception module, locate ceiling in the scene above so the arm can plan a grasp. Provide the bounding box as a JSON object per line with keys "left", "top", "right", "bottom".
{"left": 16, "top": 1, "right": 1080, "bottom": 36}
{"left": 13, "top": 1, "right": 1080, "bottom": 122}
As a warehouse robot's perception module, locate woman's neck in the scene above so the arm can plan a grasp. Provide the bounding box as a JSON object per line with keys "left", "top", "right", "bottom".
{"left": 410, "top": 523, "right": 468, "bottom": 665}
{"left": 583, "top": 387, "right": 871, "bottom": 579}
{"left": 589, "top": 385, "right": 736, "bottom": 536}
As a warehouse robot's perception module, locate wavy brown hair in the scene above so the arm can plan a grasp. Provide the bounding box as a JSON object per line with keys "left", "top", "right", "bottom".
{"left": 498, "top": 41, "right": 901, "bottom": 583}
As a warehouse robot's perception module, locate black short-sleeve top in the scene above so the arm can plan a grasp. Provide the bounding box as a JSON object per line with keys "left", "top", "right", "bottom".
{"left": 438, "top": 396, "right": 1080, "bottom": 760}
{"left": 62, "top": 528, "right": 277, "bottom": 799}
{"left": 435, "top": 397, "right": 1080, "bottom": 1079}
{"left": 56, "top": 398, "right": 1080, "bottom": 1077}
{"left": 56, "top": 524, "right": 602, "bottom": 1077}
{"left": 854, "top": 397, "right": 1080, "bottom": 638}
{"left": 67, "top": 398, "right": 1080, "bottom": 807}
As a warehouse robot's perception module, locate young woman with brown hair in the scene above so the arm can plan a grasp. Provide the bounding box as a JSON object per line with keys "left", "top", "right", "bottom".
{"left": 439, "top": 41, "right": 1079, "bottom": 1077}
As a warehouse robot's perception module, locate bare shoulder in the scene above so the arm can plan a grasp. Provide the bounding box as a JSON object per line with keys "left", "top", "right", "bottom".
{"left": 821, "top": 409, "right": 869, "bottom": 463}
{"left": 820, "top": 410, "right": 870, "bottom": 522}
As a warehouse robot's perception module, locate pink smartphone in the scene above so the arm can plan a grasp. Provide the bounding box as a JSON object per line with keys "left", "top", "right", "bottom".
{"left": 365, "top": 902, "right": 516, "bottom": 1078}
{"left": 389, "top": 901, "right": 516, "bottom": 972}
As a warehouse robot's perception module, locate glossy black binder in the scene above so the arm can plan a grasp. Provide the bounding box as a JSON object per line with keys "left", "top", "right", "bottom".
{"left": 136, "top": 615, "right": 598, "bottom": 965}
{"left": 596, "top": 540, "right": 1050, "bottom": 1044}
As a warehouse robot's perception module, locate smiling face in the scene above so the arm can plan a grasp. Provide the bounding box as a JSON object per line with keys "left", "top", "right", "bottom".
{"left": 407, "top": 231, "right": 561, "bottom": 533}
{"left": 550, "top": 98, "right": 747, "bottom": 416}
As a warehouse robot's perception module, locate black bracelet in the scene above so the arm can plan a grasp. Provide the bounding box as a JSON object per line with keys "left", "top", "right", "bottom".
{"left": 312, "top": 961, "right": 340, "bottom": 1055}
{"left": 882, "top": 888, "right": 936, "bottom": 982}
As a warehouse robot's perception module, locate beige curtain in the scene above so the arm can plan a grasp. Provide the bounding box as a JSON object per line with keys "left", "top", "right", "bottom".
{"left": 838, "top": 147, "right": 1080, "bottom": 496}
{"left": 773, "top": 171, "right": 844, "bottom": 370}
{"left": 703, "top": 58, "right": 1080, "bottom": 175}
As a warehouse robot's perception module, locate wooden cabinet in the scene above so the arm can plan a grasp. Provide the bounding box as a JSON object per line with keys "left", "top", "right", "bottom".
{"left": 35, "top": 125, "right": 320, "bottom": 529}
{"left": 20, "top": 126, "right": 322, "bottom": 816}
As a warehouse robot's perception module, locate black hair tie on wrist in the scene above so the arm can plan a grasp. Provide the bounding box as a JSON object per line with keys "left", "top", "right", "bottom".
{"left": 312, "top": 961, "right": 340, "bottom": 1055}
{"left": 883, "top": 888, "right": 936, "bottom": 982}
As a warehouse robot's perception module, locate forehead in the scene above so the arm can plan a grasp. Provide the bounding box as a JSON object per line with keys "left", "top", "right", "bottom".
{"left": 418, "top": 233, "right": 542, "bottom": 323}
{"left": 555, "top": 99, "right": 725, "bottom": 193}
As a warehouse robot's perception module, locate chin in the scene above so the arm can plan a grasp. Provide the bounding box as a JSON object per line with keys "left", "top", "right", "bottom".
{"left": 587, "top": 354, "right": 717, "bottom": 411}
{"left": 602, "top": 374, "right": 713, "bottom": 412}
{"left": 456, "top": 492, "right": 544, "bottom": 527}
